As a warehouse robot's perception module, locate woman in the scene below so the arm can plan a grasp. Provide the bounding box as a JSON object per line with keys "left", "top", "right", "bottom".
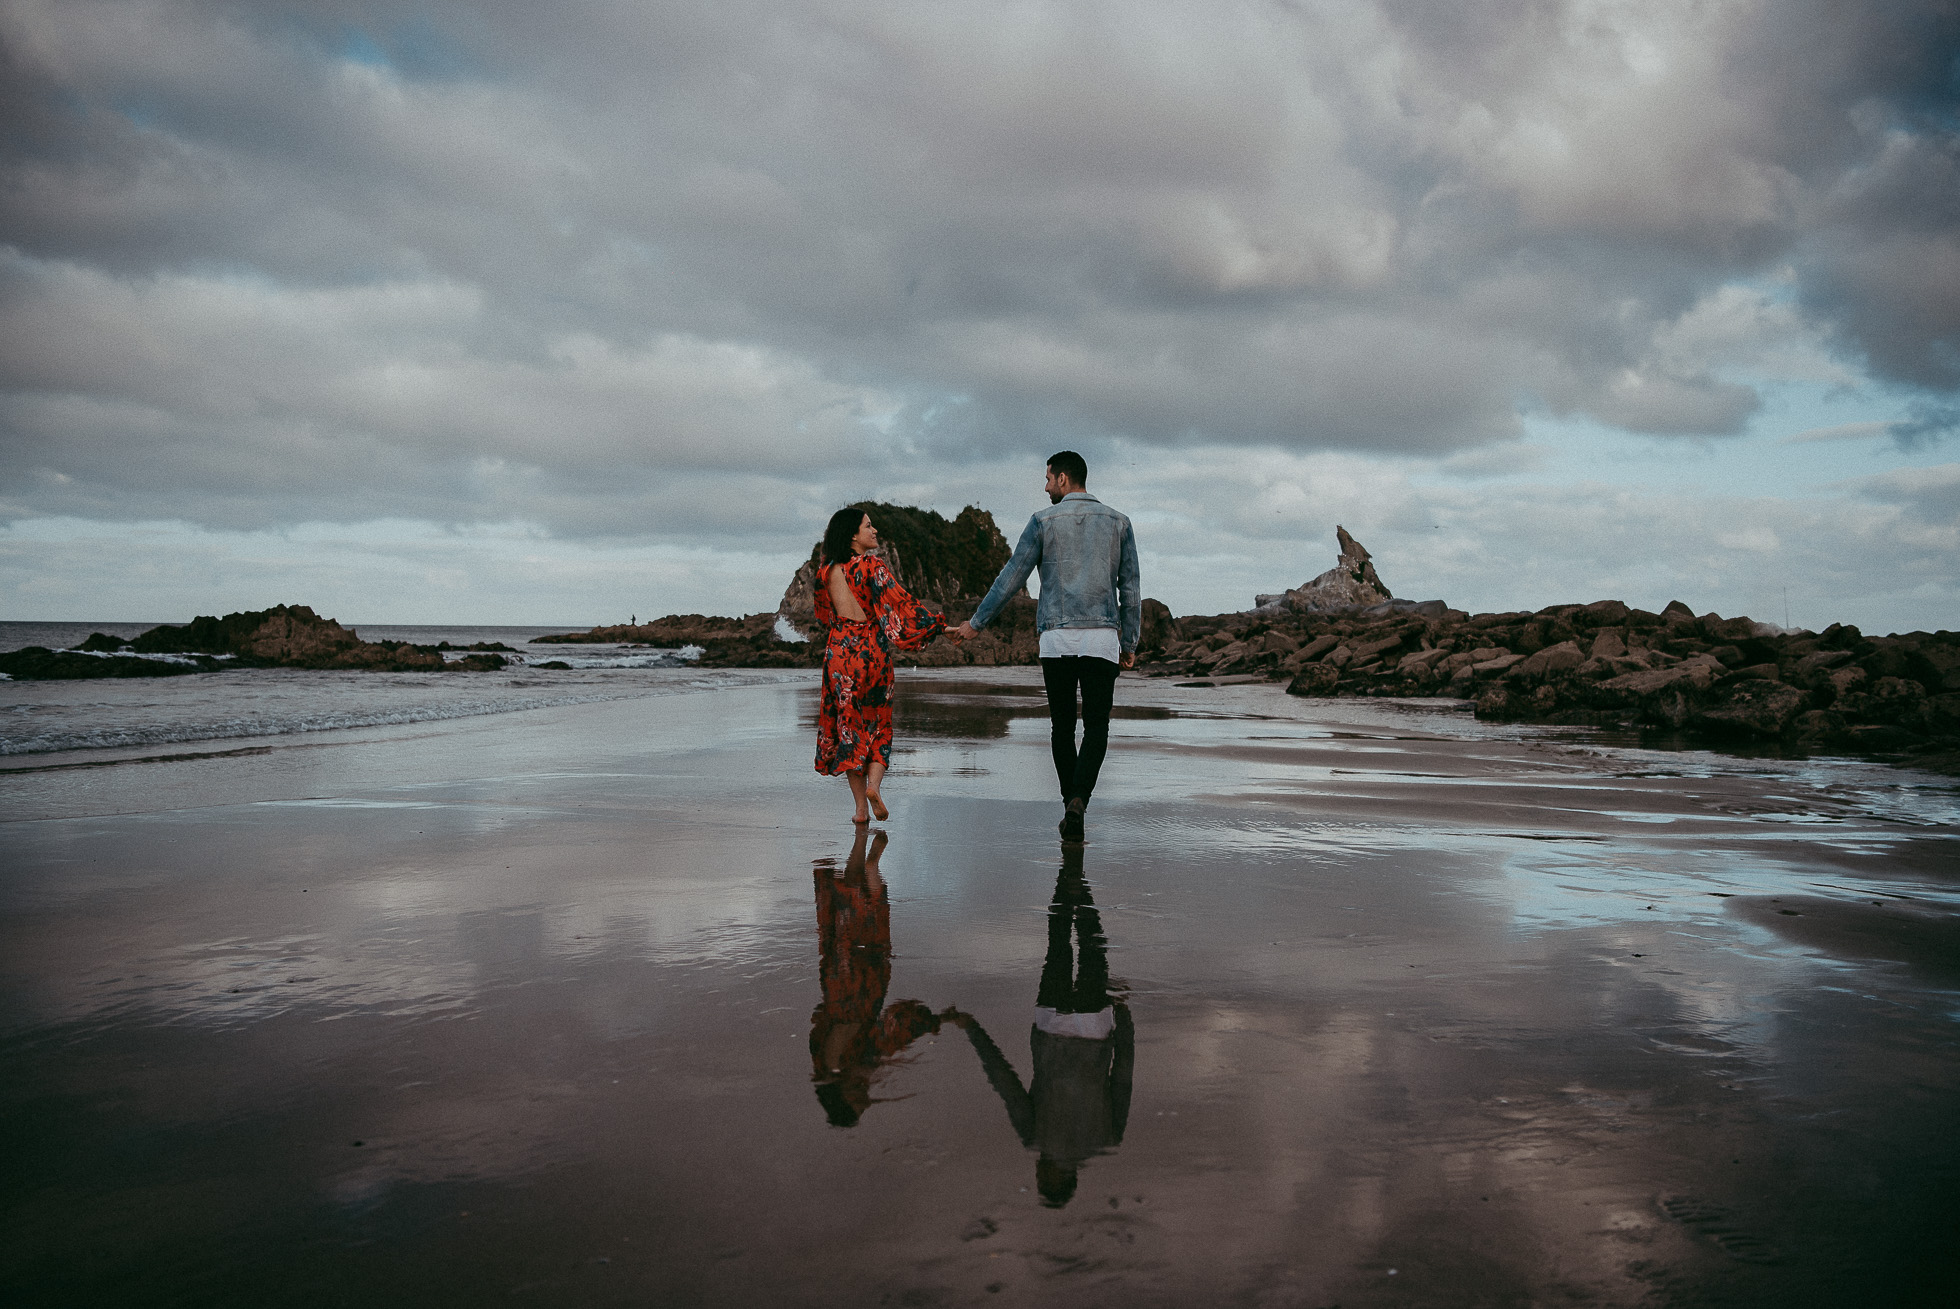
{"left": 808, "top": 827, "right": 941, "bottom": 1126}
{"left": 813, "top": 507, "right": 948, "bottom": 821}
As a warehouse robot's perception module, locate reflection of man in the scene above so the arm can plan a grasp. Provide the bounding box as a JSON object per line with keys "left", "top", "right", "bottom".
{"left": 808, "top": 828, "right": 940, "bottom": 1127}
{"left": 952, "top": 450, "right": 1141, "bottom": 842}
{"left": 944, "top": 846, "right": 1133, "bottom": 1207}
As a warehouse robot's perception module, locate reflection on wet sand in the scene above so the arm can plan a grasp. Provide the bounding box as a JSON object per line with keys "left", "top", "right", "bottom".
{"left": 809, "top": 828, "right": 941, "bottom": 1126}
{"left": 945, "top": 845, "right": 1133, "bottom": 1208}
{"left": 4, "top": 671, "right": 1957, "bottom": 1306}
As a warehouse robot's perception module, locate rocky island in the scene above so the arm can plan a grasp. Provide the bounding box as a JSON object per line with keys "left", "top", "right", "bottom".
{"left": 0, "top": 604, "right": 509, "bottom": 680}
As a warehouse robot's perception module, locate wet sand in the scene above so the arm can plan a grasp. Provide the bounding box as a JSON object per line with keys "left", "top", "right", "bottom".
{"left": 3, "top": 670, "right": 1957, "bottom": 1307}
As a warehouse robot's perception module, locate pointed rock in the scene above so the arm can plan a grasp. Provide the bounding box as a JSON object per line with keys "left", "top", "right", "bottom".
{"left": 1267, "top": 526, "right": 1395, "bottom": 614}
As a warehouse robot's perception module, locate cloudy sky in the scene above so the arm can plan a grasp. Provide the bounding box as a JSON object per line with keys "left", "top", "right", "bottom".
{"left": 2, "top": 0, "right": 1956, "bottom": 632}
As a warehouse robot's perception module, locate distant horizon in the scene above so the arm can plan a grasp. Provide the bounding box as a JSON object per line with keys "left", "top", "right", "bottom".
{"left": 2, "top": 598, "right": 1947, "bottom": 641}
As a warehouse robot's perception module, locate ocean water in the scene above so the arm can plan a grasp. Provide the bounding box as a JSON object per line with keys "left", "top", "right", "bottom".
{"left": 0, "top": 622, "right": 757, "bottom": 758}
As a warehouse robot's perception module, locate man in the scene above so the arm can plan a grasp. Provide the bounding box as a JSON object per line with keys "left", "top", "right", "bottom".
{"left": 941, "top": 844, "right": 1132, "bottom": 1207}
{"left": 953, "top": 451, "right": 1140, "bottom": 841}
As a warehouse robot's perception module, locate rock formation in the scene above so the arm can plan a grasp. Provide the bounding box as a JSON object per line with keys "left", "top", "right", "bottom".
{"left": 0, "top": 605, "right": 509, "bottom": 679}
{"left": 1256, "top": 527, "right": 1394, "bottom": 613}
{"left": 776, "top": 502, "right": 1016, "bottom": 638}
{"left": 1141, "top": 596, "right": 1959, "bottom": 775}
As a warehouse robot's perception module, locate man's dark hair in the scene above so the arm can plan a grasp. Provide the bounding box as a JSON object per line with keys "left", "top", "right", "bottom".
{"left": 1047, "top": 450, "right": 1088, "bottom": 487}
{"left": 1036, "top": 1156, "right": 1079, "bottom": 1207}
{"left": 822, "top": 507, "right": 868, "bottom": 568}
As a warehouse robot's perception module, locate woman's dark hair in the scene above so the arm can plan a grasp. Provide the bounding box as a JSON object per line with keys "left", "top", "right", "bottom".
{"left": 822, "top": 507, "right": 868, "bottom": 568}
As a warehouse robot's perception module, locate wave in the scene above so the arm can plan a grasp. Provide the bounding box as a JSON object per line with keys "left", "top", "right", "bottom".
{"left": 0, "top": 688, "right": 650, "bottom": 757}
{"left": 520, "top": 646, "right": 702, "bottom": 669}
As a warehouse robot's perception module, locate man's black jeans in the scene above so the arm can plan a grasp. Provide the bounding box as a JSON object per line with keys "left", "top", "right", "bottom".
{"left": 1040, "top": 656, "right": 1119, "bottom": 803}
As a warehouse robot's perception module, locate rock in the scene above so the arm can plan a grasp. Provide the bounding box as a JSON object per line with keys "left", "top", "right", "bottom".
{"left": 1835, "top": 677, "right": 1926, "bottom": 725}
{"left": 1508, "top": 640, "right": 1584, "bottom": 682}
{"left": 1267, "top": 527, "right": 1397, "bottom": 614}
{"left": 8, "top": 604, "right": 500, "bottom": 678}
{"left": 1695, "top": 679, "right": 1808, "bottom": 738}
{"left": 1588, "top": 659, "right": 1722, "bottom": 727}
{"left": 1209, "top": 640, "right": 1253, "bottom": 675}
{"left": 1576, "top": 600, "right": 1630, "bottom": 627}
{"left": 1285, "top": 664, "right": 1340, "bottom": 696}
{"left": 1397, "top": 647, "right": 1451, "bottom": 675}
{"left": 0, "top": 647, "right": 216, "bottom": 680}
{"left": 776, "top": 502, "right": 1014, "bottom": 638}
{"left": 1350, "top": 633, "right": 1409, "bottom": 665}
{"left": 1296, "top": 634, "right": 1341, "bottom": 662}
{"left": 1260, "top": 630, "right": 1299, "bottom": 656}
{"left": 1920, "top": 643, "right": 1960, "bottom": 692}
{"left": 1791, "top": 708, "right": 1846, "bottom": 741}
{"left": 1727, "top": 663, "right": 1781, "bottom": 682}
{"left": 1469, "top": 652, "right": 1526, "bottom": 678}
{"left": 1139, "top": 598, "right": 1175, "bottom": 657}
{"left": 1589, "top": 628, "right": 1628, "bottom": 659}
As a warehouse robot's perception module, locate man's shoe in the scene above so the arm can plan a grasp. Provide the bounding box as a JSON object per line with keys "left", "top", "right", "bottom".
{"left": 1059, "top": 797, "right": 1086, "bottom": 842}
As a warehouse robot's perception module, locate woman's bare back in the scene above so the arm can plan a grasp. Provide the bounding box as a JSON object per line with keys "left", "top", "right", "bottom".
{"left": 827, "top": 561, "right": 868, "bottom": 622}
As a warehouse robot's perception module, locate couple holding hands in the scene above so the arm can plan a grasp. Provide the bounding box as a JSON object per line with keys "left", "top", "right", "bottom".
{"left": 813, "top": 451, "right": 1141, "bottom": 841}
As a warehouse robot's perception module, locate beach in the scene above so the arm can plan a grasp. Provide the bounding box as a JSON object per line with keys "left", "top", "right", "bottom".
{"left": 3, "top": 666, "right": 1957, "bottom": 1307}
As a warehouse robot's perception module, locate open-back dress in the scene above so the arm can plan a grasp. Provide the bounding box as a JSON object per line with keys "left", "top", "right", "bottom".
{"left": 813, "top": 553, "right": 947, "bottom": 776}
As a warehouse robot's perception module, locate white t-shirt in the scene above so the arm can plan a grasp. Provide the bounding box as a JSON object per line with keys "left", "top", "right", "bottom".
{"left": 1038, "top": 626, "right": 1121, "bottom": 663}
{"left": 1034, "top": 1005, "right": 1118, "bottom": 1039}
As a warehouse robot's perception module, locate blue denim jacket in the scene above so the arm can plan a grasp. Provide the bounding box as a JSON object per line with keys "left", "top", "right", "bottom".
{"left": 971, "top": 493, "right": 1141, "bottom": 651}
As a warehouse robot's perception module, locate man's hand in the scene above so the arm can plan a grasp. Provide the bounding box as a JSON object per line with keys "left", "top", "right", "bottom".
{"left": 951, "top": 621, "right": 979, "bottom": 643}
{"left": 1120, "top": 651, "right": 1136, "bottom": 669}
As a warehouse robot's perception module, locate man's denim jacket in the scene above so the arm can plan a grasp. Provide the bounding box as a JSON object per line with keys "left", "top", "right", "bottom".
{"left": 971, "top": 492, "right": 1141, "bottom": 652}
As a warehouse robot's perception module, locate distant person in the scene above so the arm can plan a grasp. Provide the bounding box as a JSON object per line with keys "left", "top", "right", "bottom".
{"left": 808, "top": 827, "right": 941, "bottom": 1126}
{"left": 952, "top": 451, "right": 1140, "bottom": 841}
{"left": 813, "top": 507, "right": 951, "bottom": 822}
{"left": 942, "top": 845, "right": 1133, "bottom": 1206}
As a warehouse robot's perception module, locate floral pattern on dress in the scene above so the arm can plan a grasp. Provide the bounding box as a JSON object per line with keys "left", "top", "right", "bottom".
{"left": 814, "top": 553, "right": 947, "bottom": 776}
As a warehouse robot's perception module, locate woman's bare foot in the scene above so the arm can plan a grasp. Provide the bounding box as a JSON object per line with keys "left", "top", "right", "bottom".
{"left": 852, "top": 807, "right": 871, "bottom": 823}
{"left": 867, "top": 791, "right": 889, "bottom": 821}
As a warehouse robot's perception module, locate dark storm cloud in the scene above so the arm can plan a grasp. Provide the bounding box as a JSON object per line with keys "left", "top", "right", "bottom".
{"left": 0, "top": 0, "right": 1956, "bottom": 536}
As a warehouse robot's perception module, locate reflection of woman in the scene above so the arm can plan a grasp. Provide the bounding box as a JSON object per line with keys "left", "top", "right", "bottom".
{"left": 945, "top": 845, "right": 1133, "bottom": 1207}
{"left": 813, "top": 508, "right": 949, "bottom": 823}
{"left": 809, "top": 827, "right": 941, "bottom": 1127}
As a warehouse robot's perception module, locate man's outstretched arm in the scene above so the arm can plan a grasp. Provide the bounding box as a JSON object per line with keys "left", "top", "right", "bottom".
{"left": 955, "top": 515, "right": 1041, "bottom": 639}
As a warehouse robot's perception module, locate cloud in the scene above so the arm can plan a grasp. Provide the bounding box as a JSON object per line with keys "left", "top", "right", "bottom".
{"left": 1782, "top": 421, "right": 1892, "bottom": 444}
{"left": 0, "top": 0, "right": 1956, "bottom": 623}
{"left": 1850, "top": 462, "right": 1960, "bottom": 527}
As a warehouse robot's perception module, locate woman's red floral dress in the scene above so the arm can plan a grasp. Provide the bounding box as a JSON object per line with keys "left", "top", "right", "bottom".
{"left": 814, "top": 553, "right": 947, "bottom": 775}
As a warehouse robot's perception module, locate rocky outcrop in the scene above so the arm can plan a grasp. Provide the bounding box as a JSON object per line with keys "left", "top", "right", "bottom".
{"left": 1138, "top": 596, "right": 1959, "bottom": 775}
{"left": 1255, "top": 527, "right": 1395, "bottom": 613}
{"left": 776, "top": 503, "right": 1016, "bottom": 638}
{"left": 537, "top": 612, "right": 810, "bottom": 668}
{"left": 0, "top": 605, "right": 510, "bottom": 679}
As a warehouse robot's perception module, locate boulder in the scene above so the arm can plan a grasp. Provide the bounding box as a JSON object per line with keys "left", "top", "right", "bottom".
{"left": 1508, "top": 640, "right": 1584, "bottom": 682}
{"left": 1589, "top": 658, "right": 1722, "bottom": 727}
{"left": 1589, "top": 628, "right": 1628, "bottom": 659}
{"left": 1694, "top": 679, "right": 1808, "bottom": 738}
{"left": 1285, "top": 664, "right": 1341, "bottom": 696}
